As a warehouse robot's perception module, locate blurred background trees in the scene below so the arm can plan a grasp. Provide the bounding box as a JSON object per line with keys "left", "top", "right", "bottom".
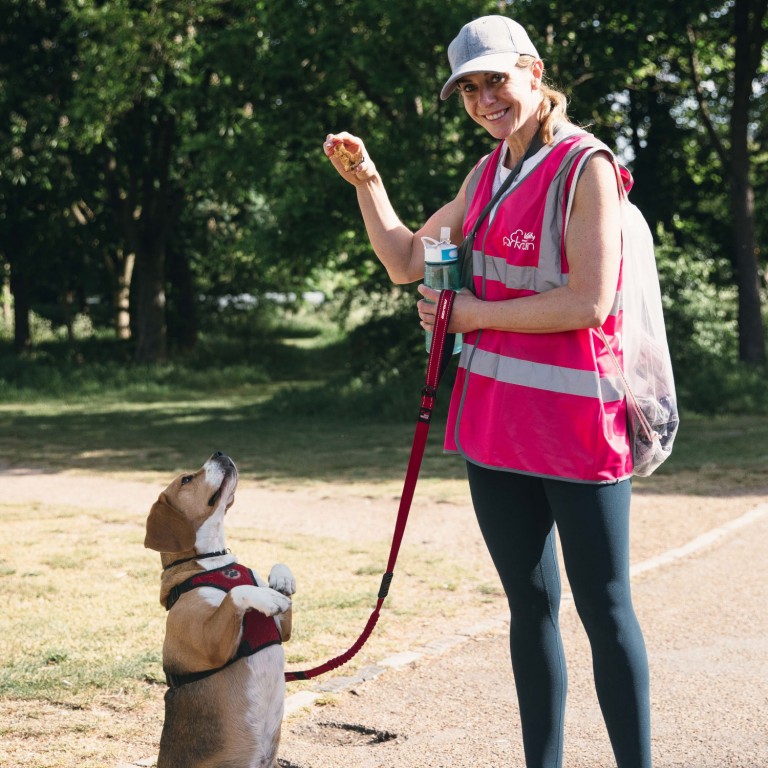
{"left": 0, "top": 0, "right": 766, "bottom": 408}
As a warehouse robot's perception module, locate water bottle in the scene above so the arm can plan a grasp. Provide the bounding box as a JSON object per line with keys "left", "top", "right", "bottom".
{"left": 422, "top": 227, "right": 462, "bottom": 355}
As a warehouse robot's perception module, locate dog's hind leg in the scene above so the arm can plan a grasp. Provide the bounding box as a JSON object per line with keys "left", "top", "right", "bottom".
{"left": 158, "top": 686, "right": 224, "bottom": 768}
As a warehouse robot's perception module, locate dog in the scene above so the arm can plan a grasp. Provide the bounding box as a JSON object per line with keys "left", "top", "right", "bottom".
{"left": 144, "top": 451, "right": 295, "bottom": 768}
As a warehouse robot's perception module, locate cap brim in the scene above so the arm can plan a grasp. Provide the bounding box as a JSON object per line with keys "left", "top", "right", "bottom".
{"left": 439, "top": 52, "right": 522, "bottom": 100}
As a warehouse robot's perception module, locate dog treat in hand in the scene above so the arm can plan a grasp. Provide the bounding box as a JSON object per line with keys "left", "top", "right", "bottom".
{"left": 333, "top": 143, "right": 363, "bottom": 171}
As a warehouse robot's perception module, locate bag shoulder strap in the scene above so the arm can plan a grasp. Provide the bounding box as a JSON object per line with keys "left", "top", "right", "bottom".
{"left": 459, "top": 135, "right": 544, "bottom": 290}
{"left": 468, "top": 135, "right": 544, "bottom": 239}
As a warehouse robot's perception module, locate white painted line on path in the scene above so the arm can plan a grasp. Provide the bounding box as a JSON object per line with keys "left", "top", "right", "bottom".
{"left": 630, "top": 502, "right": 768, "bottom": 578}
{"left": 284, "top": 502, "right": 768, "bottom": 718}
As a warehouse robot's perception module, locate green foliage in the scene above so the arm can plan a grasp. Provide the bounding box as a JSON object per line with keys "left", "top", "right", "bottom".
{"left": 1, "top": 290, "right": 764, "bottom": 429}
{"left": 655, "top": 225, "right": 768, "bottom": 413}
{"left": 0, "top": 0, "right": 766, "bottom": 380}
{"left": 264, "top": 306, "right": 439, "bottom": 421}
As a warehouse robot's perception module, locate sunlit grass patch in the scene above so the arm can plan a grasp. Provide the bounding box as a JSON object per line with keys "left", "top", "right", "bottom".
{"left": 0, "top": 493, "right": 497, "bottom": 708}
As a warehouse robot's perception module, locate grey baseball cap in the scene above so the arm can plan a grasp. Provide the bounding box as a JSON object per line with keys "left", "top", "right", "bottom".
{"left": 440, "top": 16, "right": 540, "bottom": 100}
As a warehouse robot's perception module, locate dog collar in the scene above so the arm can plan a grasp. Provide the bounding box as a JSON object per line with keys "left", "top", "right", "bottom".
{"left": 163, "top": 549, "right": 231, "bottom": 571}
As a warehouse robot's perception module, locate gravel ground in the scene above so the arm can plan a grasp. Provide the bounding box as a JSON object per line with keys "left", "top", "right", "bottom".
{"left": 277, "top": 503, "right": 768, "bottom": 768}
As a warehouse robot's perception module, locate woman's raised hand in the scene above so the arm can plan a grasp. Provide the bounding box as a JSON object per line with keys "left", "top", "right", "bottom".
{"left": 323, "top": 132, "right": 377, "bottom": 184}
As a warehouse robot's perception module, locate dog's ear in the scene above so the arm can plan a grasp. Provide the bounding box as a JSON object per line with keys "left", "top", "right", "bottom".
{"left": 144, "top": 494, "right": 196, "bottom": 553}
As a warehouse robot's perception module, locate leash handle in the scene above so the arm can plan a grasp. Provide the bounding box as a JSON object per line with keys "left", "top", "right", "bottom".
{"left": 285, "top": 289, "right": 456, "bottom": 683}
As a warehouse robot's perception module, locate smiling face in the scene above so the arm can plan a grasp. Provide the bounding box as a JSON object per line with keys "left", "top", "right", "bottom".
{"left": 456, "top": 60, "right": 544, "bottom": 146}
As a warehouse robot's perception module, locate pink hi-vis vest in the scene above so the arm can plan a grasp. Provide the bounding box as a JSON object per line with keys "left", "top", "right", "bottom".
{"left": 445, "top": 128, "right": 633, "bottom": 483}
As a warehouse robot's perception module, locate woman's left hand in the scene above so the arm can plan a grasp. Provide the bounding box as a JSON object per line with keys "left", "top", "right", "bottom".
{"left": 416, "top": 285, "right": 477, "bottom": 334}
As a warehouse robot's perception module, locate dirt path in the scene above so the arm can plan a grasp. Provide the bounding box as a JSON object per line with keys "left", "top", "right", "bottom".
{"left": 3, "top": 466, "right": 764, "bottom": 559}
{"left": 277, "top": 504, "right": 768, "bottom": 768}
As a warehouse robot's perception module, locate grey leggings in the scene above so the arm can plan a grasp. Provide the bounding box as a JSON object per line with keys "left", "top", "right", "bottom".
{"left": 466, "top": 462, "right": 651, "bottom": 768}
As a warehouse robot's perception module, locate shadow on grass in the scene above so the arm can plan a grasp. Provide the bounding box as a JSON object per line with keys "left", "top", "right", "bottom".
{"left": 1, "top": 334, "right": 767, "bottom": 494}
{"left": 3, "top": 399, "right": 768, "bottom": 496}
{"left": 0, "top": 379, "right": 462, "bottom": 485}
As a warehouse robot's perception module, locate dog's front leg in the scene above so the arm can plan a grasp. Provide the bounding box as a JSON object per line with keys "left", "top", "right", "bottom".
{"left": 268, "top": 563, "right": 296, "bottom": 596}
{"left": 229, "top": 583, "right": 291, "bottom": 617}
{"left": 178, "top": 586, "right": 292, "bottom": 670}
{"left": 268, "top": 564, "right": 296, "bottom": 642}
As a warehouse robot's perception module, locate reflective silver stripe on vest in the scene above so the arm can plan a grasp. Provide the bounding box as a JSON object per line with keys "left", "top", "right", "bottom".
{"left": 471, "top": 249, "right": 622, "bottom": 316}
{"left": 458, "top": 343, "right": 625, "bottom": 402}
{"left": 473, "top": 249, "right": 568, "bottom": 293}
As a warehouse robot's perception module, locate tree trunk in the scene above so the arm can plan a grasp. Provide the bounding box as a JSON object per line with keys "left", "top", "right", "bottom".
{"left": 731, "top": 0, "right": 766, "bottom": 364}
{"left": 9, "top": 265, "right": 31, "bottom": 352}
{"left": 115, "top": 252, "right": 134, "bottom": 340}
{"left": 105, "top": 248, "right": 135, "bottom": 340}
{"left": 132, "top": 243, "right": 167, "bottom": 363}
{"left": 2, "top": 261, "right": 11, "bottom": 331}
{"left": 730, "top": 144, "right": 764, "bottom": 364}
{"left": 5, "top": 225, "right": 32, "bottom": 352}
{"left": 62, "top": 289, "right": 76, "bottom": 345}
{"left": 166, "top": 243, "right": 197, "bottom": 352}
{"left": 103, "top": 106, "right": 177, "bottom": 364}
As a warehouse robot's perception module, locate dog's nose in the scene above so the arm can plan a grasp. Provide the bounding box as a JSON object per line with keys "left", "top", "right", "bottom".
{"left": 210, "top": 451, "right": 233, "bottom": 468}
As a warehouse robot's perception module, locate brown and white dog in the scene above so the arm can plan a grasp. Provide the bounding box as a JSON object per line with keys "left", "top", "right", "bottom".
{"left": 145, "top": 452, "right": 295, "bottom": 768}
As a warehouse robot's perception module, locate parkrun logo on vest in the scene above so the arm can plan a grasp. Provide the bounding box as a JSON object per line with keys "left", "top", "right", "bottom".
{"left": 503, "top": 229, "right": 536, "bottom": 250}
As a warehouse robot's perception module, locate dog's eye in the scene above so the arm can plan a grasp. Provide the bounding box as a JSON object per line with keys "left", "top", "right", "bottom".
{"left": 180, "top": 475, "right": 194, "bottom": 485}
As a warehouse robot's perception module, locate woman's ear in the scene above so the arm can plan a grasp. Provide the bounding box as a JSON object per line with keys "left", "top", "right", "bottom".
{"left": 531, "top": 59, "right": 544, "bottom": 88}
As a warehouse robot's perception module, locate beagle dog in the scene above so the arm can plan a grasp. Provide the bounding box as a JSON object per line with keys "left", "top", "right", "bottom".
{"left": 145, "top": 452, "right": 295, "bottom": 768}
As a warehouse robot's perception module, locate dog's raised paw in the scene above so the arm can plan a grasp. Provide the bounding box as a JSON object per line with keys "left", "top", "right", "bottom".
{"left": 269, "top": 564, "right": 297, "bottom": 596}
{"left": 230, "top": 584, "right": 291, "bottom": 617}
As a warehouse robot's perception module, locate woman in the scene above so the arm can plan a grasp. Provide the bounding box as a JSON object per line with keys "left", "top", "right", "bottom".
{"left": 323, "top": 15, "right": 652, "bottom": 768}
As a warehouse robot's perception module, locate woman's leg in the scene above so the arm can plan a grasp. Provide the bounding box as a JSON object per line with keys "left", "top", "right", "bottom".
{"left": 544, "top": 478, "right": 652, "bottom": 768}
{"left": 466, "top": 462, "right": 567, "bottom": 768}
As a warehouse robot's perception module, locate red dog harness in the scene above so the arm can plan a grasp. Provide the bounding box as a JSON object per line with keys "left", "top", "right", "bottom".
{"left": 164, "top": 563, "right": 282, "bottom": 688}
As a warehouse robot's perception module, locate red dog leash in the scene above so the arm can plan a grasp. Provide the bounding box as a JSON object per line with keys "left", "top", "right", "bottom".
{"left": 285, "top": 289, "right": 457, "bottom": 682}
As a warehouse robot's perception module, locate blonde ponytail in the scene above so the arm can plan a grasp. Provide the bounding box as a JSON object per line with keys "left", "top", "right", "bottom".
{"left": 517, "top": 55, "right": 571, "bottom": 144}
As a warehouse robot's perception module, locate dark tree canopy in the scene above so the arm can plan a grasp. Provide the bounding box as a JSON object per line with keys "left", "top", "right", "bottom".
{"left": 0, "top": 0, "right": 765, "bottom": 366}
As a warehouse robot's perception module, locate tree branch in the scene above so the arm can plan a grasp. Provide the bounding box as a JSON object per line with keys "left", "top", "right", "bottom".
{"left": 747, "top": 0, "right": 768, "bottom": 75}
{"left": 685, "top": 24, "right": 729, "bottom": 171}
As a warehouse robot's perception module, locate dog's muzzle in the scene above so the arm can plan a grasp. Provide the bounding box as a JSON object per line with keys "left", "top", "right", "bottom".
{"left": 207, "top": 451, "right": 237, "bottom": 506}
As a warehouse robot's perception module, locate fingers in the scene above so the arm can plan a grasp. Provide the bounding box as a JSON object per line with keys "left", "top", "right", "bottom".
{"left": 323, "top": 132, "right": 375, "bottom": 181}
{"left": 417, "top": 284, "right": 440, "bottom": 301}
{"left": 323, "top": 131, "right": 363, "bottom": 157}
{"left": 417, "top": 286, "right": 440, "bottom": 330}
{"left": 323, "top": 133, "right": 360, "bottom": 167}
{"left": 417, "top": 294, "right": 436, "bottom": 330}
{"left": 419, "top": 287, "right": 475, "bottom": 334}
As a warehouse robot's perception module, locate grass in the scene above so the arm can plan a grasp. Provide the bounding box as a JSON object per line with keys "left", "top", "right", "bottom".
{"left": 0, "top": 463, "right": 493, "bottom": 767}
{"left": 2, "top": 396, "right": 767, "bottom": 492}
{"left": 1, "top": 317, "right": 768, "bottom": 766}
{"left": 0, "top": 498, "right": 483, "bottom": 703}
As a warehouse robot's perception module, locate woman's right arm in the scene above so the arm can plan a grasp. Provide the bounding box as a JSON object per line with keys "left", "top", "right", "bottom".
{"left": 324, "top": 132, "right": 469, "bottom": 285}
